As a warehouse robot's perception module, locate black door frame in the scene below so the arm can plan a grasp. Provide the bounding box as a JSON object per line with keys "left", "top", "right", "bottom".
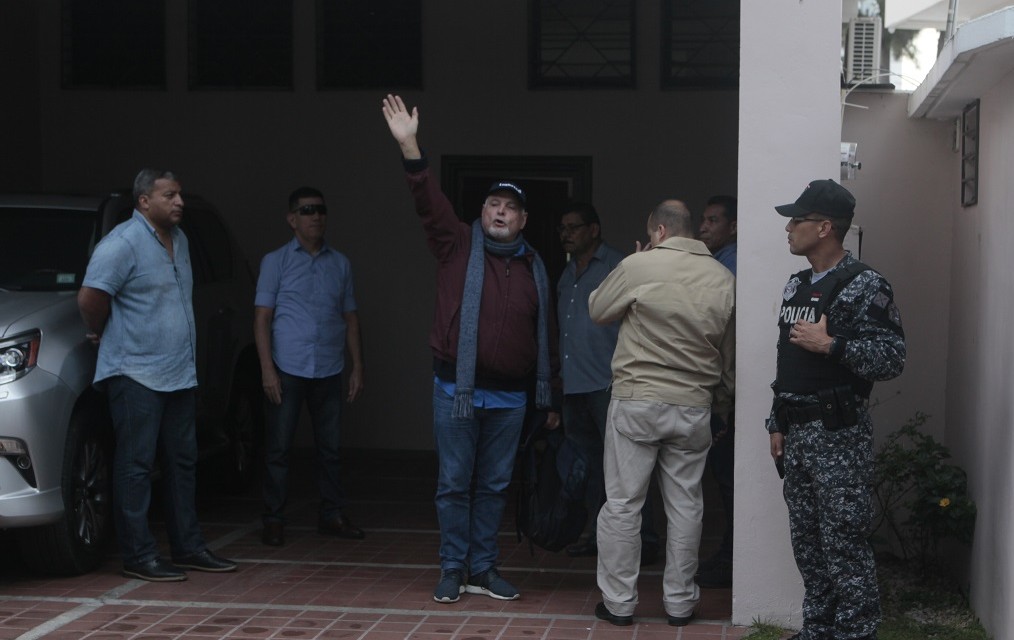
{"left": 441, "top": 155, "right": 593, "bottom": 285}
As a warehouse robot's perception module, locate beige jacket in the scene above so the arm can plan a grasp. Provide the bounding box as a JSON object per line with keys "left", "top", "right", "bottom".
{"left": 588, "top": 236, "right": 735, "bottom": 412}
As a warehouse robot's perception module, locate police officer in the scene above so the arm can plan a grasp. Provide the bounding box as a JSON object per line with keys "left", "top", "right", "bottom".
{"left": 768, "top": 179, "right": 905, "bottom": 640}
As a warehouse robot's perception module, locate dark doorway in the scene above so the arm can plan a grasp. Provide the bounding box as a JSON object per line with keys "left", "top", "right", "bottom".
{"left": 441, "top": 155, "right": 593, "bottom": 285}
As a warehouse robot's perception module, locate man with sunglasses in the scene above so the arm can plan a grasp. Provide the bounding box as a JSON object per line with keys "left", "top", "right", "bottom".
{"left": 769, "top": 179, "right": 905, "bottom": 640}
{"left": 556, "top": 202, "right": 659, "bottom": 565}
{"left": 254, "top": 187, "right": 365, "bottom": 547}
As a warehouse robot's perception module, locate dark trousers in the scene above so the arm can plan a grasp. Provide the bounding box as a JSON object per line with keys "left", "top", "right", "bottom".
{"left": 107, "top": 376, "right": 205, "bottom": 565}
{"left": 262, "top": 370, "right": 345, "bottom": 523}
{"left": 706, "top": 412, "right": 735, "bottom": 561}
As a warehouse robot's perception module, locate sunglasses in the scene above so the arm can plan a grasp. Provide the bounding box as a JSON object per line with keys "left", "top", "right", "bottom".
{"left": 293, "top": 204, "right": 327, "bottom": 216}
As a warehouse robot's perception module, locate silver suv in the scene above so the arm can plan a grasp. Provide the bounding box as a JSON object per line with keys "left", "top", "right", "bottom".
{"left": 0, "top": 192, "right": 261, "bottom": 575}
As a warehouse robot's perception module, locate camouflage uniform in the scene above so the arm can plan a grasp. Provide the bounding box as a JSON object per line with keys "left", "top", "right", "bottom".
{"left": 766, "top": 253, "right": 905, "bottom": 640}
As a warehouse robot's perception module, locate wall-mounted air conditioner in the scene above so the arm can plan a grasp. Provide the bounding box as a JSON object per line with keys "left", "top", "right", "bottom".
{"left": 845, "top": 17, "right": 882, "bottom": 85}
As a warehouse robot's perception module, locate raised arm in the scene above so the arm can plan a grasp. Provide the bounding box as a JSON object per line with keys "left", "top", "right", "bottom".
{"left": 381, "top": 94, "right": 422, "bottom": 160}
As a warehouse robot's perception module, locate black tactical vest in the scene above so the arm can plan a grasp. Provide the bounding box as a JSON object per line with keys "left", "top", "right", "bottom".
{"left": 775, "top": 262, "right": 874, "bottom": 397}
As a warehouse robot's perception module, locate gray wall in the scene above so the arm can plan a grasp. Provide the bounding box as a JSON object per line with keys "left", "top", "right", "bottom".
{"left": 840, "top": 90, "right": 954, "bottom": 441}
{"left": 19, "top": 1, "right": 738, "bottom": 449}
{"left": 942, "top": 70, "right": 1014, "bottom": 640}
{"left": 1, "top": 2, "right": 41, "bottom": 192}
{"left": 734, "top": 0, "right": 849, "bottom": 624}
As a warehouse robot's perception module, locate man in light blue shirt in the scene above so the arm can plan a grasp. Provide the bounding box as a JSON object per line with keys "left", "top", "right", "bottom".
{"left": 254, "top": 186, "right": 364, "bottom": 547}
{"left": 79, "top": 169, "right": 236, "bottom": 581}
{"left": 556, "top": 202, "right": 658, "bottom": 564}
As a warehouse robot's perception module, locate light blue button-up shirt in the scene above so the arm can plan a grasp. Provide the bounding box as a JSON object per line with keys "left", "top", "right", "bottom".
{"left": 557, "top": 241, "right": 625, "bottom": 395}
{"left": 255, "top": 237, "right": 357, "bottom": 378}
{"left": 83, "top": 210, "right": 197, "bottom": 392}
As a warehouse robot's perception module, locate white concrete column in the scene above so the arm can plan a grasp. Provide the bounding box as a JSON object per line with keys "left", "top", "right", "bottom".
{"left": 734, "top": 0, "right": 846, "bottom": 628}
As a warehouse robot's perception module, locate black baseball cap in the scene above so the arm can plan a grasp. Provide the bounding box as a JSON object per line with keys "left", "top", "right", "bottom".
{"left": 775, "top": 179, "right": 855, "bottom": 219}
{"left": 487, "top": 181, "right": 526, "bottom": 206}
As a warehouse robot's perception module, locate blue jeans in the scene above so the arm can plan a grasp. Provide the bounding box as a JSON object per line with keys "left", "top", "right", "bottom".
{"left": 263, "top": 371, "right": 345, "bottom": 523}
{"left": 564, "top": 390, "right": 659, "bottom": 546}
{"left": 106, "top": 376, "right": 205, "bottom": 565}
{"left": 432, "top": 383, "right": 526, "bottom": 575}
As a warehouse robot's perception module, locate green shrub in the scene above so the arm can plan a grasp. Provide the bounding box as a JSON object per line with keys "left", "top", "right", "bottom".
{"left": 872, "top": 412, "right": 977, "bottom": 571}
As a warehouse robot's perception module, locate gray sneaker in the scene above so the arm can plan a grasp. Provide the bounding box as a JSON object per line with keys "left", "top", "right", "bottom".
{"left": 464, "top": 568, "right": 520, "bottom": 600}
{"left": 433, "top": 569, "right": 465, "bottom": 603}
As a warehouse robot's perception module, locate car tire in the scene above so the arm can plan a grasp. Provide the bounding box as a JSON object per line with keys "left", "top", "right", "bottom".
{"left": 18, "top": 409, "right": 114, "bottom": 575}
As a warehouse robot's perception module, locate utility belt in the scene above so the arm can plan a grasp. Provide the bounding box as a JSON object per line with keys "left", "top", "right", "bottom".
{"left": 774, "top": 385, "right": 863, "bottom": 434}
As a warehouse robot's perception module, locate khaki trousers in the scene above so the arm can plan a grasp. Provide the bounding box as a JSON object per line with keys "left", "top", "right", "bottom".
{"left": 596, "top": 398, "right": 711, "bottom": 618}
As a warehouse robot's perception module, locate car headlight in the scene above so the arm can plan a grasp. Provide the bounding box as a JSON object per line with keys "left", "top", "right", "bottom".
{"left": 0, "top": 330, "right": 41, "bottom": 384}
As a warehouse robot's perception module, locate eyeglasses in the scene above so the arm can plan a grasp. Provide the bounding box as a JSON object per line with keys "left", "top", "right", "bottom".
{"left": 789, "top": 217, "right": 825, "bottom": 225}
{"left": 293, "top": 204, "right": 327, "bottom": 216}
{"left": 557, "top": 222, "right": 589, "bottom": 234}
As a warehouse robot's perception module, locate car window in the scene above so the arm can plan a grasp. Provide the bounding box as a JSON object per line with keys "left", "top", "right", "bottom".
{"left": 181, "top": 203, "right": 233, "bottom": 284}
{"left": 0, "top": 207, "right": 100, "bottom": 291}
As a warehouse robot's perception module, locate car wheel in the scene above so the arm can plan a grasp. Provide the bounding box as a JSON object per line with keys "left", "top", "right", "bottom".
{"left": 18, "top": 410, "right": 114, "bottom": 575}
{"left": 222, "top": 382, "right": 264, "bottom": 492}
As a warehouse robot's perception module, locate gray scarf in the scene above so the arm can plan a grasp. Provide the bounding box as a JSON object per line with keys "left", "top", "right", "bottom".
{"left": 453, "top": 220, "right": 551, "bottom": 419}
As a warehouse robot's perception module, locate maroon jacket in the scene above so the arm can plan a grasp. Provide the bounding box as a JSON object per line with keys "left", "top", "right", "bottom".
{"left": 404, "top": 157, "right": 560, "bottom": 393}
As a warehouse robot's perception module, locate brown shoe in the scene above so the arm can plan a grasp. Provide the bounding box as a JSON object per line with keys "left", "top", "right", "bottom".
{"left": 318, "top": 514, "right": 365, "bottom": 540}
{"left": 262, "top": 521, "right": 284, "bottom": 546}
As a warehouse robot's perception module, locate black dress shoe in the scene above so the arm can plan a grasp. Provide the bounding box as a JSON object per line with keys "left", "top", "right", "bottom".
{"left": 122, "top": 558, "right": 186, "bottom": 582}
{"left": 565, "top": 540, "right": 598, "bottom": 557}
{"left": 594, "top": 602, "right": 633, "bottom": 627}
{"left": 667, "top": 612, "right": 695, "bottom": 627}
{"left": 262, "top": 521, "right": 285, "bottom": 546}
{"left": 318, "top": 514, "right": 365, "bottom": 539}
{"left": 173, "top": 550, "right": 237, "bottom": 573}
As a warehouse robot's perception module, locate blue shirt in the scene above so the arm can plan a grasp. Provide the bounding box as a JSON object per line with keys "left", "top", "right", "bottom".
{"left": 255, "top": 236, "right": 357, "bottom": 378}
{"left": 433, "top": 377, "right": 526, "bottom": 409}
{"left": 83, "top": 210, "right": 197, "bottom": 391}
{"left": 557, "top": 241, "right": 626, "bottom": 394}
{"left": 714, "top": 241, "right": 737, "bottom": 275}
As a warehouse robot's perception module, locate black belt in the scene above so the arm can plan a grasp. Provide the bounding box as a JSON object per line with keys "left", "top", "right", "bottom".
{"left": 782, "top": 403, "right": 823, "bottom": 425}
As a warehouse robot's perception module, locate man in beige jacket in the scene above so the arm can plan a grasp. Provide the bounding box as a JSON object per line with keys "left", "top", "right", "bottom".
{"left": 588, "top": 199, "right": 735, "bottom": 627}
